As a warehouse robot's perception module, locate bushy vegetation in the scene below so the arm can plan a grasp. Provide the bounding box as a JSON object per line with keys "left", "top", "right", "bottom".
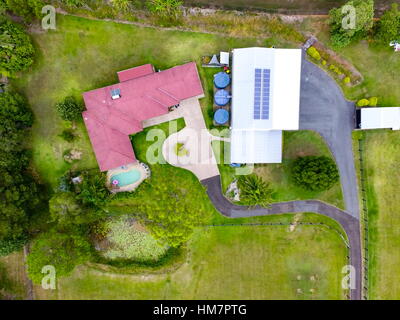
{"left": 356, "top": 97, "right": 378, "bottom": 107}
{"left": 375, "top": 3, "right": 400, "bottom": 44}
{"left": 59, "top": 129, "right": 76, "bottom": 142}
{"left": 329, "top": 0, "right": 374, "bottom": 48}
{"left": 125, "top": 167, "right": 211, "bottom": 248}
{"left": 0, "top": 236, "right": 27, "bottom": 257}
{"left": 0, "top": 19, "right": 35, "bottom": 75}
{"left": 100, "top": 216, "right": 168, "bottom": 261}
{"left": 237, "top": 174, "right": 274, "bottom": 208}
{"left": 0, "top": 91, "right": 43, "bottom": 243}
{"left": 307, "top": 46, "right": 321, "bottom": 61}
{"left": 292, "top": 156, "right": 339, "bottom": 191}
{"left": 55, "top": 96, "right": 85, "bottom": 122}
{"left": 2, "top": 0, "right": 44, "bottom": 22}
{"left": 27, "top": 229, "right": 92, "bottom": 284}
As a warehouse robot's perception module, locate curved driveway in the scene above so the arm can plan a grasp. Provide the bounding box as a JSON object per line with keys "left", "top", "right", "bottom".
{"left": 200, "top": 54, "right": 362, "bottom": 300}
{"left": 299, "top": 57, "right": 359, "bottom": 219}
{"left": 201, "top": 175, "right": 361, "bottom": 300}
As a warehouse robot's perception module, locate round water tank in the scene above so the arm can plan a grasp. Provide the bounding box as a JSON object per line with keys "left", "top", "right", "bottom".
{"left": 213, "top": 72, "right": 231, "bottom": 89}
{"left": 214, "top": 89, "right": 230, "bottom": 106}
{"left": 214, "top": 108, "right": 230, "bottom": 125}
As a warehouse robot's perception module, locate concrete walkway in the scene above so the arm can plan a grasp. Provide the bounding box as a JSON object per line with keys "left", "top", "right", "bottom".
{"left": 162, "top": 98, "right": 222, "bottom": 180}
{"left": 299, "top": 56, "right": 359, "bottom": 219}
{"left": 201, "top": 175, "right": 362, "bottom": 300}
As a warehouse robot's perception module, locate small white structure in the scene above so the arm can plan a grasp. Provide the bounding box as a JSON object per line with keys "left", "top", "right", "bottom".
{"left": 360, "top": 107, "right": 400, "bottom": 130}
{"left": 230, "top": 47, "right": 302, "bottom": 164}
{"left": 390, "top": 41, "right": 400, "bottom": 52}
{"left": 219, "top": 52, "right": 230, "bottom": 66}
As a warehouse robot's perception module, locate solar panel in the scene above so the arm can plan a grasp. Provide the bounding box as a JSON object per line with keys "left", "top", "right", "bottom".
{"left": 253, "top": 69, "right": 271, "bottom": 120}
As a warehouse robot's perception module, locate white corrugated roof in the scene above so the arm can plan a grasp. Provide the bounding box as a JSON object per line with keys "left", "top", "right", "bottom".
{"left": 361, "top": 107, "right": 400, "bottom": 130}
{"left": 220, "top": 52, "right": 230, "bottom": 65}
{"left": 230, "top": 130, "right": 282, "bottom": 163}
{"left": 230, "top": 47, "right": 302, "bottom": 164}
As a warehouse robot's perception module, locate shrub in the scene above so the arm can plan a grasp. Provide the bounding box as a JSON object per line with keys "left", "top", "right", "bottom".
{"left": 0, "top": 236, "right": 27, "bottom": 257}
{"left": 357, "top": 98, "right": 370, "bottom": 107}
{"left": 292, "top": 156, "right": 339, "bottom": 191}
{"left": 56, "top": 96, "right": 85, "bottom": 121}
{"left": 307, "top": 46, "right": 321, "bottom": 61}
{"left": 343, "top": 76, "right": 351, "bottom": 84}
{"left": 322, "top": 60, "right": 327, "bottom": 66}
{"left": 369, "top": 97, "right": 378, "bottom": 107}
{"left": 0, "top": 20, "right": 35, "bottom": 73}
{"left": 237, "top": 174, "right": 274, "bottom": 208}
{"left": 4, "top": 0, "right": 44, "bottom": 22}
{"left": 59, "top": 129, "right": 76, "bottom": 142}
{"left": 375, "top": 3, "right": 400, "bottom": 44}
{"left": 27, "top": 229, "right": 92, "bottom": 284}
{"left": 77, "top": 171, "right": 110, "bottom": 209}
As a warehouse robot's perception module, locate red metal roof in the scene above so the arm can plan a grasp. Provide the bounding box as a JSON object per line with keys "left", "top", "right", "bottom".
{"left": 117, "top": 64, "right": 155, "bottom": 82}
{"left": 82, "top": 62, "right": 204, "bottom": 172}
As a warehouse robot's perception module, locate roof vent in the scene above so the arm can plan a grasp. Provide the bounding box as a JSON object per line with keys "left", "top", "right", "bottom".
{"left": 111, "top": 88, "right": 121, "bottom": 100}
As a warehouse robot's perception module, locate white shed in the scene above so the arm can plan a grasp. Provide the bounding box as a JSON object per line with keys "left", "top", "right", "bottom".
{"left": 230, "top": 47, "right": 302, "bottom": 164}
{"left": 360, "top": 107, "right": 400, "bottom": 130}
{"left": 219, "top": 52, "right": 230, "bottom": 66}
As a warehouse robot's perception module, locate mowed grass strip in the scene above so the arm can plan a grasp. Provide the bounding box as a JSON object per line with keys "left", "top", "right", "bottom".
{"left": 33, "top": 224, "right": 347, "bottom": 300}
{"left": 363, "top": 130, "right": 400, "bottom": 299}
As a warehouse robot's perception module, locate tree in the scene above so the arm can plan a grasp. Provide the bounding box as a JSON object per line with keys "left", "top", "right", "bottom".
{"left": 375, "top": 3, "right": 400, "bottom": 44}
{"left": 77, "top": 171, "right": 110, "bottom": 209}
{"left": 4, "top": 0, "right": 44, "bottom": 22}
{"left": 329, "top": 0, "right": 375, "bottom": 47}
{"left": 27, "top": 229, "right": 92, "bottom": 284}
{"left": 125, "top": 167, "right": 211, "bottom": 248}
{"left": 0, "top": 91, "right": 41, "bottom": 243}
{"left": 55, "top": 96, "right": 85, "bottom": 121}
{"left": 0, "top": 92, "right": 33, "bottom": 152}
{"left": 292, "top": 156, "right": 340, "bottom": 191}
{"left": 0, "top": 20, "right": 35, "bottom": 74}
{"left": 237, "top": 174, "right": 274, "bottom": 208}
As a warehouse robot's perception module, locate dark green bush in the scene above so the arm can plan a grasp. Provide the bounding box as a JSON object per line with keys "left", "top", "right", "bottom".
{"left": 292, "top": 156, "right": 339, "bottom": 191}
{"left": 56, "top": 96, "right": 85, "bottom": 122}
{"left": 59, "top": 129, "right": 76, "bottom": 142}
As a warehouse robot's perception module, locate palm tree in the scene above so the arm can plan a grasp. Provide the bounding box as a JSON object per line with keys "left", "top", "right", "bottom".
{"left": 237, "top": 174, "right": 274, "bottom": 208}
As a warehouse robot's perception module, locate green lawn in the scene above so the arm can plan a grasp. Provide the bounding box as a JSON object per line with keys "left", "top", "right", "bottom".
{"left": 311, "top": 21, "right": 400, "bottom": 107}
{"left": 0, "top": 252, "right": 29, "bottom": 300}
{"left": 33, "top": 221, "right": 347, "bottom": 300}
{"left": 213, "top": 130, "right": 344, "bottom": 209}
{"left": 359, "top": 130, "right": 400, "bottom": 299}
{"left": 13, "top": 14, "right": 258, "bottom": 188}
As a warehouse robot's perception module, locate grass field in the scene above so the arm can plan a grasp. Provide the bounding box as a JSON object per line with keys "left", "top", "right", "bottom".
{"left": 359, "top": 130, "right": 400, "bottom": 299}
{"left": 13, "top": 14, "right": 258, "bottom": 188}
{"left": 213, "top": 130, "right": 344, "bottom": 209}
{"left": 0, "top": 252, "right": 29, "bottom": 300}
{"left": 32, "top": 222, "right": 347, "bottom": 300}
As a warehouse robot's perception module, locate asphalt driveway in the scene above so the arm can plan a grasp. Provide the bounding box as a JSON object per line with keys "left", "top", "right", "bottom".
{"left": 299, "top": 57, "right": 359, "bottom": 219}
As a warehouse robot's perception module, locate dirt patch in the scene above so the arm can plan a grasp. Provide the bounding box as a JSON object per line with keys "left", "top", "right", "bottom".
{"left": 289, "top": 213, "right": 302, "bottom": 232}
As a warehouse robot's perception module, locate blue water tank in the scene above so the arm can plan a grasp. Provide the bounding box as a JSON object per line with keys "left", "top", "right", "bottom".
{"left": 214, "top": 72, "right": 231, "bottom": 89}
{"left": 214, "top": 89, "right": 230, "bottom": 106}
{"left": 214, "top": 108, "right": 230, "bottom": 125}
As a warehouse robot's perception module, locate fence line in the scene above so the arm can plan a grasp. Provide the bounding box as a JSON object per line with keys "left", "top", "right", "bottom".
{"left": 358, "top": 138, "right": 369, "bottom": 300}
